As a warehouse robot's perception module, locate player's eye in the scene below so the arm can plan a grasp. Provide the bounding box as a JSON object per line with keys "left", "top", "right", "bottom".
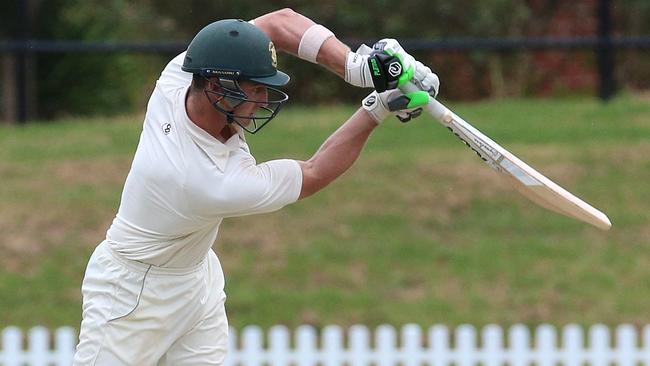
{"left": 252, "top": 86, "right": 267, "bottom": 98}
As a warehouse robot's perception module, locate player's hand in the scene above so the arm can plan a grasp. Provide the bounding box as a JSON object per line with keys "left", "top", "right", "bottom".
{"left": 345, "top": 43, "right": 401, "bottom": 91}
{"left": 361, "top": 89, "right": 429, "bottom": 124}
{"left": 345, "top": 41, "right": 439, "bottom": 98}
{"left": 372, "top": 39, "right": 440, "bottom": 97}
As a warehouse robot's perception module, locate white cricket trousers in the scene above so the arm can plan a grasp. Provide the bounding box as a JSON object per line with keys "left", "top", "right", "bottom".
{"left": 73, "top": 241, "right": 229, "bottom": 365}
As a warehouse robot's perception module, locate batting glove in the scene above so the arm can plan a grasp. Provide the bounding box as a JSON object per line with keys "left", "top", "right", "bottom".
{"left": 345, "top": 41, "right": 440, "bottom": 98}
{"left": 372, "top": 39, "right": 440, "bottom": 98}
{"left": 345, "top": 43, "right": 402, "bottom": 92}
{"left": 362, "top": 89, "right": 430, "bottom": 124}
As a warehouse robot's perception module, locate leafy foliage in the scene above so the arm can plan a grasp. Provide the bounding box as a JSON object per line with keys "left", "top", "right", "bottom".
{"left": 29, "top": 0, "right": 175, "bottom": 118}
{"left": 2, "top": 1, "right": 650, "bottom": 117}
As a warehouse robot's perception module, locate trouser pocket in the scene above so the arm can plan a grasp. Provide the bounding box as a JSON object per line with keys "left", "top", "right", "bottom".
{"left": 107, "top": 265, "right": 151, "bottom": 322}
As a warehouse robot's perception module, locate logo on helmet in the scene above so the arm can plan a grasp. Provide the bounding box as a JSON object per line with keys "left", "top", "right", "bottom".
{"left": 269, "top": 42, "right": 278, "bottom": 68}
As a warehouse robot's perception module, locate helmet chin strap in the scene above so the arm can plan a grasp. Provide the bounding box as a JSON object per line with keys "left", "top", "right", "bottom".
{"left": 204, "top": 90, "right": 238, "bottom": 123}
{"left": 204, "top": 77, "right": 248, "bottom": 126}
{"left": 212, "top": 95, "right": 250, "bottom": 131}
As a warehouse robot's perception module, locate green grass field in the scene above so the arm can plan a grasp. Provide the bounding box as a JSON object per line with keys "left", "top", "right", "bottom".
{"left": 1, "top": 96, "right": 649, "bottom": 329}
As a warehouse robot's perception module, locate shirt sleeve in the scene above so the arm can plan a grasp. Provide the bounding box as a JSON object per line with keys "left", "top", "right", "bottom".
{"left": 157, "top": 51, "right": 192, "bottom": 92}
{"left": 223, "top": 159, "right": 303, "bottom": 218}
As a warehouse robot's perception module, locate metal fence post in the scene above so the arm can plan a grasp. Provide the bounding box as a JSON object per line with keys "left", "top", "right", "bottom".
{"left": 597, "top": 0, "right": 615, "bottom": 101}
{"left": 14, "top": 0, "right": 37, "bottom": 124}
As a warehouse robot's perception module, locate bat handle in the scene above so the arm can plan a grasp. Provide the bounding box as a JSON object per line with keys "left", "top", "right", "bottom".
{"left": 400, "top": 82, "right": 450, "bottom": 122}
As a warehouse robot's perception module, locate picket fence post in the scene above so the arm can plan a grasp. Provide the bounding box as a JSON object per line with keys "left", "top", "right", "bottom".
{"left": 456, "top": 324, "right": 476, "bottom": 366}
{"left": 295, "top": 325, "right": 317, "bottom": 366}
{"left": 349, "top": 324, "right": 370, "bottom": 366}
{"left": 27, "top": 327, "right": 49, "bottom": 366}
{"left": 2, "top": 327, "right": 23, "bottom": 366}
{"left": 615, "top": 324, "right": 636, "bottom": 366}
{"left": 54, "top": 327, "right": 76, "bottom": 366}
{"left": 322, "top": 325, "right": 344, "bottom": 366}
{"left": 428, "top": 324, "right": 450, "bottom": 365}
{"left": 482, "top": 324, "right": 504, "bottom": 366}
{"left": 535, "top": 323, "right": 557, "bottom": 366}
{"left": 239, "top": 326, "right": 264, "bottom": 366}
{"left": 268, "top": 325, "right": 290, "bottom": 366}
{"left": 375, "top": 324, "right": 395, "bottom": 366}
{"left": 509, "top": 324, "right": 531, "bottom": 366}
{"left": 401, "top": 323, "right": 422, "bottom": 366}
{"left": 589, "top": 324, "right": 610, "bottom": 366}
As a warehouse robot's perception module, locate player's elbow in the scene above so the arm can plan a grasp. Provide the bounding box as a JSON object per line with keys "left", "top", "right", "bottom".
{"left": 297, "top": 160, "right": 332, "bottom": 200}
{"left": 256, "top": 8, "right": 299, "bottom": 32}
{"left": 270, "top": 8, "right": 299, "bottom": 20}
{"left": 254, "top": 8, "right": 305, "bottom": 50}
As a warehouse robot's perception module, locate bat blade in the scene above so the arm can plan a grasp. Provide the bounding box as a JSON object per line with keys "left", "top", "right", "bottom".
{"left": 408, "top": 87, "right": 611, "bottom": 230}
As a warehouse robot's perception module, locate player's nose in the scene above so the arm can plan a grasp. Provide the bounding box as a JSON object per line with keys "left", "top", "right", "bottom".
{"left": 260, "top": 88, "right": 269, "bottom": 107}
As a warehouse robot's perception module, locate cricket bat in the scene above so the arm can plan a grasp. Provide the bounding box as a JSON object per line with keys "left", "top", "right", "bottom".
{"left": 403, "top": 83, "right": 612, "bottom": 230}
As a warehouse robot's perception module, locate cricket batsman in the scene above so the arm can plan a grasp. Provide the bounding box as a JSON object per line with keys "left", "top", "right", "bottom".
{"left": 73, "top": 8, "right": 439, "bottom": 365}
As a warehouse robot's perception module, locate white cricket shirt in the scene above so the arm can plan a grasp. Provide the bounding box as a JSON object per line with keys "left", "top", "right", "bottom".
{"left": 106, "top": 52, "right": 302, "bottom": 268}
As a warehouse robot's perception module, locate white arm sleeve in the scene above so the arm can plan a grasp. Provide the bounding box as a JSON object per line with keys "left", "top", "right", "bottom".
{"left": 223, "top": 159, "right": 303, "bottom": 217}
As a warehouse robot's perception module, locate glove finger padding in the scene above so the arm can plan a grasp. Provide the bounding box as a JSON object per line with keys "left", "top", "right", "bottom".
{"left": 413, "top": 61, "right": 440, "bottom": 97}
{"left": 362, "top": 89, "right": 430, "bottom": 124}
{"left": 395, "top": 107, "right": 423, "bottom": 123}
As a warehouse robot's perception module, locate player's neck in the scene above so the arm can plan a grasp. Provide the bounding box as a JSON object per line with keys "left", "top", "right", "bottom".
{"left": 186, "top": 89, "right": 234, "bottom": 143}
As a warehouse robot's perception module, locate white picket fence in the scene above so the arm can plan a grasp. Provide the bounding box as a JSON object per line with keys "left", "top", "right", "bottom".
{"left": 2, "top": 324, "right": 650, "bottom": 365}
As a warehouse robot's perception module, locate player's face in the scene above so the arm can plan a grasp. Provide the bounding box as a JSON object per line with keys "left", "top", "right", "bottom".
{"left": 232, "top": 81, "right": 268, "bottom": 125}
{"left": 204, "top": 77, "right": 287, "bottom": 134}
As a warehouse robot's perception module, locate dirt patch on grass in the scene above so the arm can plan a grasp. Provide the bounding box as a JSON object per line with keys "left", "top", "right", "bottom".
{"left": 587, "top": 141, "right": 650, "bottom": 163}
{"left": 405, "top": 147, "right": 585, "bottom": 225}
{"left": 0, "top": 158, "right": 130, "bottom": 272}
{"left": 52, "top": 157, "right": 131, "bottom": 187}
{"left": 631, "top": 90, "right": 650, "bottom": 103}
{"left": 0, "top": 207, "right": 112, "bottom": 273}
{"left": 217, "top": 212, "right": 296, "bottom": 273}
{"left": 0, "top": 208, "right": 69, "bottom": 272}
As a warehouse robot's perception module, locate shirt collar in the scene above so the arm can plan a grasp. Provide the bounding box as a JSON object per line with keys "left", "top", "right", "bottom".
{"left": 181, "top": 91, "right": 244, "bottom": 172}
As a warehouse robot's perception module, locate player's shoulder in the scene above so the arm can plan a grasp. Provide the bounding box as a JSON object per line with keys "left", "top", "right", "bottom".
{"left": 157, "top": 51, "right": 192, "bottom": 92}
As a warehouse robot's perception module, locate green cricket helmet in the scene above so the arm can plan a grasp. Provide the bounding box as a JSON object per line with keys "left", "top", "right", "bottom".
{"left": 182, "top": 19, "right": 290, "bottom": 133}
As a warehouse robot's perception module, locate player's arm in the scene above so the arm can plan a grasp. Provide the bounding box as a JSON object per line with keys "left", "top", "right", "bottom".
{"left": 252, "top": 8, "right": 347, "bottom": 77}
{"left": 297, "top": 89, "right": 429, "bottom": 199}
{"left": 251, "top": 9, "right": 439, "bottom": 95}
{"left": 297, "top": 109, "right": 376, "bottom": 199}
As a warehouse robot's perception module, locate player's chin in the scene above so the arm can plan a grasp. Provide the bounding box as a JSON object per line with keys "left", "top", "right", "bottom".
{"left": 243, "top": 115, "right": 255, "bottom": 126}
{"left": 234, "top": 115, "right": 255, "bottom": 128}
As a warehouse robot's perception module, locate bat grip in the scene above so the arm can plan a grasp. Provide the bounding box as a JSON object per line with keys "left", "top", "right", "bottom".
{"left": 400, "top": 82, "right": 449, "bottom": 122}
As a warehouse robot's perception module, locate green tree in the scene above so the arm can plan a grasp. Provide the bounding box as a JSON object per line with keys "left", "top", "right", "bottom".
{"left": 34, "top": 0, "right": 177, "bottom": 118}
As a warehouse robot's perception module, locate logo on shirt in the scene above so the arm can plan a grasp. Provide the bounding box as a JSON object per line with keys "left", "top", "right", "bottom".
{"left": 162, "top": 123, "right": 172, "bottom": 135}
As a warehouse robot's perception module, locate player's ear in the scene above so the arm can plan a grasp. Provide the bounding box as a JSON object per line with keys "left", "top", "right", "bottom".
{"left": 206, "top": 77, "right": 222, "bottom": 92}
